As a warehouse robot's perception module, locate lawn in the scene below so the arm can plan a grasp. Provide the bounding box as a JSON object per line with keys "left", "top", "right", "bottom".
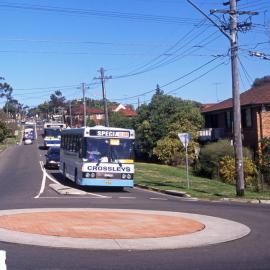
{"left": 135, "top": 162, "right": 270, "bottom": 200}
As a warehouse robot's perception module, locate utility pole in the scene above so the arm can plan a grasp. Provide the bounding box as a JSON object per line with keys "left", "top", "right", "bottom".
{"left": 229, "top": 0, "right": 244, "bottom": 196}
{"left": 69, "top": 100, "right": 73, "bottom": 127}
{"left": 94, "top": 68, "right": 112, "bottom": 127}
{"left": 81, "top": 82, "right": 88, "bottom": 127}
{"left": 187, "top": 0, "right": 258, "bottom": 197}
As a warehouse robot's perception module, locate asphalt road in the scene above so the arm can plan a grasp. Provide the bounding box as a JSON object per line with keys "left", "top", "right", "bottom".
{"left": 0, "top": 132, "right": 269, "bottom": 270}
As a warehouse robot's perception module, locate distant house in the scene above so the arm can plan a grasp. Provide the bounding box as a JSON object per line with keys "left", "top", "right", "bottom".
{"left": 111, "top": 104, "right": 137, "bottom": 117}
{"left": 72, "top": 104, "right": 104, "bottom": 126}
{"left": 200, "top": 82, "right": 270, "bottom": 154}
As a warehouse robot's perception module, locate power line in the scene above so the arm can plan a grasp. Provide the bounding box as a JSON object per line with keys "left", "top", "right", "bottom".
{"left": 125, "top": 59, "right": 227, "bottom": 106}
{"left": 0, "top": 2, "right": 205, "bottom": 25}
{"left": 112, "top": 55, "right": 225, "bottom": 101}
{"left": 166, "top": 60, "right": 226, "bottom": 95}
{"left": 112, "top": 20, "right": 209, "bottom": 78}
{"left": 112, "top": 28, "right": 221, "bottom": 79}
{"left": 237, "top": 57, "right": 253, "bottom": 85}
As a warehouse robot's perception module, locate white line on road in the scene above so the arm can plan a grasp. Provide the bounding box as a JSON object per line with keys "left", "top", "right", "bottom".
{"left": 118, "top": 196, "right": 136, "bottom": 199}
{"left": 36, "top": 196, "right": 112, "bottom": 199}
{"left": 149, "top": 197, "right": 168, "bottom": 201}
{"left": 44, "top": 170, "right": 60, "bottom": 184}
{"left": 44, "top": 170, "right": 110, "bottom": 198}
{"left": 34, "top": 161, "right": 46, "bottom": 199}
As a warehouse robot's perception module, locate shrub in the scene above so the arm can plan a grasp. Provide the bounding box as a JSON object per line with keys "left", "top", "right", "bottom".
{"left": 219, "top": 156, "right": 259, "bottom": 190}
{"left": 153, "top": 137, "right": 182, "bottom": 165}
{"left": 0, "top": 121, "right": 8, "bottom": 142}
{"left": 258, "top": 137, "right": 270, "bottom": 184}
{"left": 195, "top": 140, "right": 251, "bottom": 179}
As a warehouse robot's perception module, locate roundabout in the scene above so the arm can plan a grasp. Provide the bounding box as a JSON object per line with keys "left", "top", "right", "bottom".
{"left": 0, "top": 208, "right": 250, "bottom": 250}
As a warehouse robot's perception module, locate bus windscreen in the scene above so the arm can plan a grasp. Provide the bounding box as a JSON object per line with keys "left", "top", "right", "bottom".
{"left": 45, "top": 129, "right": 61, "bottom": 137}
{"left": 86, "top": 138, "right": 134, "bottom": 163}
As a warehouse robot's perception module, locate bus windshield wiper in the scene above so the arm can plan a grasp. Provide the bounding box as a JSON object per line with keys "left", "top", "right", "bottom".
{"left": 111, "top": 149, "right": 122, "bottom": 167}
{"left": 96, "top": 158, "right": 102, "bottom": 167}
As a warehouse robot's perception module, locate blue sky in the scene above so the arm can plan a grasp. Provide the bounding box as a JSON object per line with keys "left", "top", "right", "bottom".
{"left": 0, "top": 0, "right": 269, "bottom": 108}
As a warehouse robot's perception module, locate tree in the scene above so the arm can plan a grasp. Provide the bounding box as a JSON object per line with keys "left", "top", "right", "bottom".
{"left": 109, "top": 111, "right": 134, "bottom": 129}
{"left": 252, "top": 76, "right": 270, "bottom": 88}
{"left": 0, "top": 79, "right": 13, "bottom": 117}
{"left": 134, "top": 89, "right": 203, "bottom": 161}
{"left": 153, "top": 106, "right": 203, "bottom": 165}
{"left": 49, "top": 90, "right": 65, "bottom": 112}
{"left": 0, "top": 81, "right": 13, "bottom": 100}
{"left": 3, "top": 98, "right": 22, "bottom": 118}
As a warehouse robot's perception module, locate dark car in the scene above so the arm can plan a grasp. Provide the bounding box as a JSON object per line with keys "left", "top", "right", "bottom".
{"left": 45, "top": 147, "right": 60, "bottom": 169}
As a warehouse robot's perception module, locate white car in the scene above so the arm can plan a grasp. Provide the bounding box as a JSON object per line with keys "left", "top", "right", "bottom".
{"left": 24, "top": 138, "right": 33, "bottom": 145}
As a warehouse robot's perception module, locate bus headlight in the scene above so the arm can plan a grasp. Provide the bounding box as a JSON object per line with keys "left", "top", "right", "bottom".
{"left": 126, "top": 174, "right": 132, "bottom": 180}
{"left": 121, "top": 174, "right": 127, "bottom": 179}
{"left": 84, "top": 172, "right": 96, "bottom": 178}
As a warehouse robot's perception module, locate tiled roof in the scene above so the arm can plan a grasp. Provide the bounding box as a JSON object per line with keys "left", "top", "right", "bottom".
{"left": 73, "top": 105, "right": 104, "bottom": 115}
{"left": 202, "top": 83, "right": 270, "bottom": 113}
{"left": 120, "top": 108, "right": 137, "bottom": 117}
{"left": 110, "top": 103, "right": 137, "bottom": 117}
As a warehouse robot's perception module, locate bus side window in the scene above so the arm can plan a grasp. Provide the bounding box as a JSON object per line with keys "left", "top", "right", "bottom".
{"left": 78, "top": 137, "right": 83, "bottom": 158}
{"left": 71, "top": 135, "right": 76, "bottom": 152}
{"left": 67, "top": 135, "right": 72, "bottom": 151}
{"left": 61, "top": 135, "right": 65, "bottom": 149}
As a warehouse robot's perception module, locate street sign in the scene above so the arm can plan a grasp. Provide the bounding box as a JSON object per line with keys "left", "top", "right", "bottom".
{"left": 178, "top": 133, "right": 191, "bottom": 148}
{"left": 178, "top": 132, "right": 192, "bottom": 189}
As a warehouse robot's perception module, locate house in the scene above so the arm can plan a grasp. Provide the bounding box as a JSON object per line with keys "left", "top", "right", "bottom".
{"left": 200, "top": 82, "right": 270, "bottom": 154}
{"left": 71, "top": 104, "right": 104, "bottom": 126}
{"left": 111, "top": 104, "right": 137, "bottom": 117}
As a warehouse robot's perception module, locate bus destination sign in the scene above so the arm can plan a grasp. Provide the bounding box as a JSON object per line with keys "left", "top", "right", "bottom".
{"left": 90, "top": 129, "right": 130, "bottom": 138}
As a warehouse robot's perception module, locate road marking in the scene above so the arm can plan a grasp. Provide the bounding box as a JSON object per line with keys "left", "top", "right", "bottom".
{"left": 34, "top": 161, "right": 46, "bottom": 199}
{"left": 44, "top": 170, "right": 60, "bottom": 185}
{"left": 45, "top": 172, "right": 110, "bottom": 198}
{"left": 118, "top": 196, "right": 136, "bottom": 199}
{"left": 0, "top": 250, "right": 7, "bottom": 270}
{"left": 37, "top": 196, "right": 112, "bottom": 199}
{"left": 149, "top": 197, "right": 168, "bottom": 201}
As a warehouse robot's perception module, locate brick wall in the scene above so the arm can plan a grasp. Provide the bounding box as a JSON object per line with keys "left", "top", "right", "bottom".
{"left": 257, "top": 111, "right": 270, "bottom": 140}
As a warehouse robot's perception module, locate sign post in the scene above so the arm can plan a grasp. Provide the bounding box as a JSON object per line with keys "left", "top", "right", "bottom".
{"left": 178, "top": 133, "right": 191, "bottom": 189}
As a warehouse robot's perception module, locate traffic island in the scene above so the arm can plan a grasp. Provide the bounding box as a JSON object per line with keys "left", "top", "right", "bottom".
{"left": 0, "top": 208, "right": 250, "bottom": 250}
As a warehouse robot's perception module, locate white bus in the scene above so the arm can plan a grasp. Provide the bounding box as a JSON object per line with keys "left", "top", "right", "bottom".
{"left": 60, "top": 126, "right": 135, "bottom": 187}
{"left": 43, "top": 122, "right": 66, "bottom": 148}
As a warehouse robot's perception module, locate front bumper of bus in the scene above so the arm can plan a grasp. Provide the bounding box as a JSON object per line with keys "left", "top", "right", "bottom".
{"left": 79, "top": 178, "right": 134, "bottom": 187}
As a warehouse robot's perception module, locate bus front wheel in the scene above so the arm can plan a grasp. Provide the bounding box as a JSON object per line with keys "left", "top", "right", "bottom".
{"left": 74, "top": 169, "right": 79, "bottom": 185}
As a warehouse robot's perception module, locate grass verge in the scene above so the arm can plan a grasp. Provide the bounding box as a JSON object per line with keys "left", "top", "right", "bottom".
{"left": 0, "top": 137, "right": 18, "bottom": 152}
{"left": 135, "top": 162, "right": 270, "bottom": 200}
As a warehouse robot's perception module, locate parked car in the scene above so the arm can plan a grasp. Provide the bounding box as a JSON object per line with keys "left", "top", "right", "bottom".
{"left": 24, "top": 138, "right": 33, "bottom": 145}
{"left": 45, "top": 147, "right": 60, "bottom": 169}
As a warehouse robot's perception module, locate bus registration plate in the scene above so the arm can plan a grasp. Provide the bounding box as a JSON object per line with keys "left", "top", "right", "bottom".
{"left": 105, "top": 180, "right": 112, "bottom": 185}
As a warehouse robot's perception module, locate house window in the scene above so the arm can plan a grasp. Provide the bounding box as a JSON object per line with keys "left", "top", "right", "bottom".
{"left": 242, "top": 108, "right": 252, "bottom": 128}
{"left": 245, "top": 108, "right": 252, "bottom": 128}
{"left": 225, "top": 111, "right": 232, "bottom": 129}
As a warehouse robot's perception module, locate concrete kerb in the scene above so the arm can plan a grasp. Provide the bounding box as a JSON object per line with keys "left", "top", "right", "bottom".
{"left": 135, "top": 184, "right": 270, "bottom": 204}
{"left": 49, "top": 183, "right": 87, "bottom": 195}
{"left": 135, "top": 184, "right": 190, "bottom": 198}
{"left": 0, "top": 208, "right": 251, "bottom": 250}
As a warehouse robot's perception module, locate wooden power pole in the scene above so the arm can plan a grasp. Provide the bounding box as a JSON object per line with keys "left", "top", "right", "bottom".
{"left": 187, "top": 0, "right": 258, "bottom": 196}
{"left": 94, "top": 68, "right": 112, "bottom": 127}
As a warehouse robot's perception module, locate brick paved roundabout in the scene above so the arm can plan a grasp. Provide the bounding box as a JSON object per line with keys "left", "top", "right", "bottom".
{"left": 0, "top": 208, "right": 250, "bottom": 250}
